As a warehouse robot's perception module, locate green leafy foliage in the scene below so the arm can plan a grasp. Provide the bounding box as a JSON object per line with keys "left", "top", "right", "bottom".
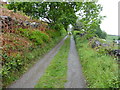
{"left": 7, "top": 2, "right": 106, "bottom": 40}
{"left": 46, "top": 29, "right": 61, "bottom": 39}
{"left": 7, "top": 2, "right": 79, "bottom": 31}
{"left": 18, "top": 28, "right": 49, "bottom": 45}
{"left": 74, "top": 2, "right": 106, "bottom": 39}
{"left": 95, "top": 25, "right": 107, "bottom": 39}
{"left": 2, "top": 54, "right": 24, "bottom": 85}
{"left": 59, "top": 24, "right": 67, "bottom": 36}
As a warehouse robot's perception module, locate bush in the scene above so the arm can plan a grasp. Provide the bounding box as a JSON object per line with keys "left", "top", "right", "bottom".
{"left": 46, "top": 29, "right": 61, "bottom": 39}
{"left": 73, "top": 31, "right": 80, "bottom": 36}
{"left": 18, "top": 28, "right": 50, "bottom": 45}
{"left": 50, "top": 23, "right": 66, "bottom": 36}
{"left": 2, "top": 53, "right": 24, "bottom": 86}
{"left": 60, "top": 26, "right": 66, "bottom": 36}
{"left": 95, "top": 26, "right": 107, "bottom": 39}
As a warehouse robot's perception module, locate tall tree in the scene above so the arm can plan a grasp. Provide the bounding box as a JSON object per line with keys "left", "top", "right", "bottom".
{"left": 7, "top": 1, "right": 104, "bottom": 36}
{"left": 74, "top": 2, "right": 105, "bottom": 38}
{"left": 7, "top": 2, "right": 80, "bottom": 31}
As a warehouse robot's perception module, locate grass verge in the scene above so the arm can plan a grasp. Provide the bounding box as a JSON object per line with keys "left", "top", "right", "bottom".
{"left": 35, "top": 36, "right": 70, "bottom": 88}
{"left": 75, "top": 36, "right": 119, "bottom": 88}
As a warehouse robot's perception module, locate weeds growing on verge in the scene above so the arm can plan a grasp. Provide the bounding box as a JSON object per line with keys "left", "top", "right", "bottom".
{"left": 75, "top": 36, "right": 119, "bottom": 88}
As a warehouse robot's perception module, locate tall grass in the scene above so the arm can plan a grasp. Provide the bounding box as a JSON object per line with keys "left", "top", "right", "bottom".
{"left": 75, "top": 36, "right": 119, "bottom": 88}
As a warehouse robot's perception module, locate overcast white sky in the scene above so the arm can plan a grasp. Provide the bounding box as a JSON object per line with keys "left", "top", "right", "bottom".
{"left": 98, "top": 0, "right": 119, "bottom": 35}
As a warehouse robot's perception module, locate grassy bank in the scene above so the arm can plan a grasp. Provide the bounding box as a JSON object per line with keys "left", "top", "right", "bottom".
{"left": 1, "top": 5, "right": 68, "bottom": 87}
{"left": 75, "top": 36, "right": 119, "bottom": 88}
{"left": 2, "top": 29, "right": 63, "bottom": 87}
{"left": 35, "top": 36, "right": 70, "bottom": 88}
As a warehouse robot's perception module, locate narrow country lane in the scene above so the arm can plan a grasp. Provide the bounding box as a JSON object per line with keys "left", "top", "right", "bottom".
{"left": 8, "top": 36, "right": 68, "bottom": 88}
{"left": 65, "top": 35, "right": 86, "bottom": 88}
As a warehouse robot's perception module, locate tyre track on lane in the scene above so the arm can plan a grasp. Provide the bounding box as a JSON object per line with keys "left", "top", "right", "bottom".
{"left": 65, "top": 35, "right": 86, "bottom": 88}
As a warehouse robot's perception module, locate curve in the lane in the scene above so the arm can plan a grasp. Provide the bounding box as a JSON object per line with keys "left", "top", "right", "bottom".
{"left": 8, "top": 36, "right": 68, "bottom": 88}
{"left": 65, "top": 35, "right": 86, "bottom": 88}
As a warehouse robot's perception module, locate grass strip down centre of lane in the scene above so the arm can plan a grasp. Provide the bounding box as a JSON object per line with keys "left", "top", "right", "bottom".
{"left": 35, "top": 36, "right": 70, "bottom": 88}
